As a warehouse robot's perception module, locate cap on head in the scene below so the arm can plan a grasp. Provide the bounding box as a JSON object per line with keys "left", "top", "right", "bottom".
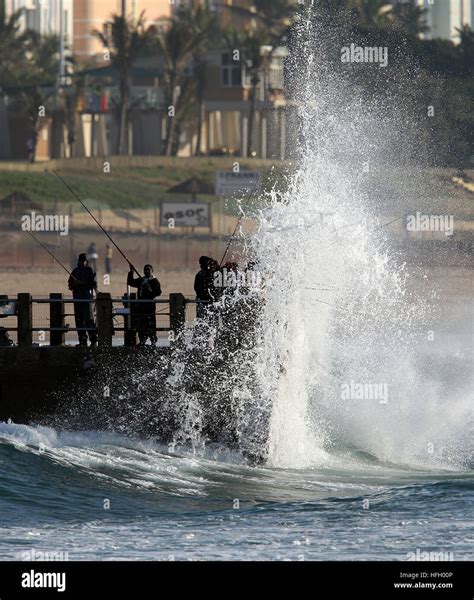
{"left": 78, "top": 253, "right": 87, "bottom": 263}
{"left": 199, "top": 256, "right": 210, "bottom": 268}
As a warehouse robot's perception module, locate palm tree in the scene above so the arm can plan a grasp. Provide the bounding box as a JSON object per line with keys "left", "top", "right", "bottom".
{"left": 223, "top": 1, "right": 296, "bottom": 157}
{"left": 351, "top": 0, "right": 427, "bottom": 36}
{"left": 0, "top": 4, "right": 28, "bottom": 86}
{"left": 153, "top": 15, "right": 208, "bottom": 156}
{"left": 458, "top": 25, "right": 474, "bottom": 77}
{"left": 352, "top": 0, "right": 393, "bottom": 28}
{"left": 223, "top": 26, "right": 272, "bottom": 157}
{"left": 94, "top": 13, "right": 153, "bottom": 155}
{"left": 177, "top": 2, "right": 219, "bottom": 156}
{"left": 0, "top": 15, "right": 61, "bottom": 161}
{"left": 23, "top": 86, "right": 50, "bottom": 161}
{"left": 25, "top": 33, "right": 61, "bottom": 83}
{"left": 390, "top": 1, "right": 427, "bottom": 38}
{"left": 226, "top": 0, "right": 294, "bottom": 40}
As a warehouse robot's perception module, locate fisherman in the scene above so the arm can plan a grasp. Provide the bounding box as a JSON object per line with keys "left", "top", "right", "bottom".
{"left": 194, "top": 256, "right": 213, "bottom": 318}
{"left": 127, "top": 263, "right": 162, "bottom": 346}
{"left": 68, "top": 253, "right": 98, "bottom": 347}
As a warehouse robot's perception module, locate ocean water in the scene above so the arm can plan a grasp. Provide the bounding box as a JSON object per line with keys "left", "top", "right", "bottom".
{"left": 0, "top": 405, "right": 472, "bottom": 562}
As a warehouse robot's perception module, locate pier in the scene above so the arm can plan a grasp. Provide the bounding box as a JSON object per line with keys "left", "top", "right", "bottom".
{"left": 0, "top": 293, "right": 194, "bottom": 423}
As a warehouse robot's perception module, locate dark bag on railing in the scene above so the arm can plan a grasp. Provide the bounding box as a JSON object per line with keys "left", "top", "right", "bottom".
{"left": 0, "top": 326, "right": 13, "bottom": 347}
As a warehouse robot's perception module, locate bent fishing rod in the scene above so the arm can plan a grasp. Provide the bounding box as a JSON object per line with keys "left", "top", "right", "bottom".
{"left": 52, "top": 169, "right": 142, "bottom": 278}
{"left": 25, "top": 230, "right": 78, "bottom": 281}
{"left": 219, "top": 166, "right": 287, "bottom": 267}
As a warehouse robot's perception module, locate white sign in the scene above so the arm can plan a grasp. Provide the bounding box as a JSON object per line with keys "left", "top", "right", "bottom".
{"left": 215, "top": 171, "right": 261, "bottom": 196}
{"left": 160, "top": 202, "right": 210, "bottom": 227}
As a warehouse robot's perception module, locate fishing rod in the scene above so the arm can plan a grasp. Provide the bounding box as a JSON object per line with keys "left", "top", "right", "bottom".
{"left": 25, "top": 230, "right": 78, "bottom": 280}
{"left": 52, "top": 169, "right": 142, "bottom": 278}
{"left": 323, "top": 214, "right": 405, "bottom": 249}
{"left": 219, "top": 166, "right": 287, "bottom": 267}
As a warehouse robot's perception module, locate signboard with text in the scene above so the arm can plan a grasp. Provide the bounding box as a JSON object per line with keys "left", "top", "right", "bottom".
{"left": 160, "top": 202, "right": 210, "bottom": 228}
{"left": 215, "top": 171, "right": 261, "bottom": 197}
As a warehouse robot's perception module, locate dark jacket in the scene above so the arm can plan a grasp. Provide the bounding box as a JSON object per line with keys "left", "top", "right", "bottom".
{"left": 68, "top": 266, "right": 97, "bottom": 299}
{"left": 127, "top": 272, "right": 162, "bottom": 310}
{"left": 194, "top": 269, "right": 213, "bottom": 301}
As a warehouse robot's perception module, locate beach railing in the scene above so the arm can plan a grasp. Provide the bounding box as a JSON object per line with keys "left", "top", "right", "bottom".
{"left": 0, "top": 293, "right": 195, "bottom": 348}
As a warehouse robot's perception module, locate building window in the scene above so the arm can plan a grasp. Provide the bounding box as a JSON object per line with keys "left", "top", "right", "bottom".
{"left": 221, "top": 52, "right": 243, "bottom": 87}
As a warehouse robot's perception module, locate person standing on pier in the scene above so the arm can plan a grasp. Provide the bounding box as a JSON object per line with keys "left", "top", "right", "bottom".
{"left": 194, "top": 256, "right": 213, "bottom": 318}
{"left": 68, "top": 253, "right": 98, "bottom": 347}
{"left": 127, "top": 263, "right": 162, "bottom": 346}
{"left": 105, "top": 243, "right": 113, "bottom": 275}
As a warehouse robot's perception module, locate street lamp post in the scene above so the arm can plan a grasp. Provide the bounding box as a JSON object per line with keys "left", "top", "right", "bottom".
{"left": 58, "top": 0, "right": 64, "bottom": 89}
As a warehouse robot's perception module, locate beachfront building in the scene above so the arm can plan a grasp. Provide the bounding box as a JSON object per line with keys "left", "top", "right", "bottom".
{"left": 1, "top": 0, "right": 291, "bottom": 160}
{"left": 65, "top": 45, "right": 290, "bottom": 160}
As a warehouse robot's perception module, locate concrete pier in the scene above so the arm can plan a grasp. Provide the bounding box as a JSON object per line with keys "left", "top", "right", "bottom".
{"left": 0, "top": 292, "right": 191, "bottom": 424}
{"left": 0, "top": 346, "right": 169, "bottom": 424}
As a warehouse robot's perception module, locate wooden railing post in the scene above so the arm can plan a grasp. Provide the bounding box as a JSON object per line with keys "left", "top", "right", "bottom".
{"left": 50, "top": 293, "right": 64, "bottom": 346}
{"left": 96, "top": 292, "right": 113, "bottom": 347}
{"left": 17, "top": 293, "right": 32, "bottom": 347}
{"left": 169, "top": 293, "right": 186, "bottom": 336}
{"left": 124, "top": 293, "right": 137, "bottom": 347}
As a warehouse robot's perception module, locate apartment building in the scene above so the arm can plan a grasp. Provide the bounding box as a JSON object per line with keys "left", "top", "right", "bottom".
{"left": 5, "top": 0, "right": 74, "bottom": 76}
{"left": 5, "top": 0, "right": 73, "bottom": 44}
{"left": 73, "top": 0, "right": 172, "bottom": 57}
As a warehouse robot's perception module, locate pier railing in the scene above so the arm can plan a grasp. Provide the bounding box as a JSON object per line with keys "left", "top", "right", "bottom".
{"left": 0, "top": 293, "right": 197, "bottom": 348}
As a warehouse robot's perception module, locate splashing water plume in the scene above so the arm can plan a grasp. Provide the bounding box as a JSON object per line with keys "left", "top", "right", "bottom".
{"left": 246, "top": 11, "right": 472, "bottom": 470}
